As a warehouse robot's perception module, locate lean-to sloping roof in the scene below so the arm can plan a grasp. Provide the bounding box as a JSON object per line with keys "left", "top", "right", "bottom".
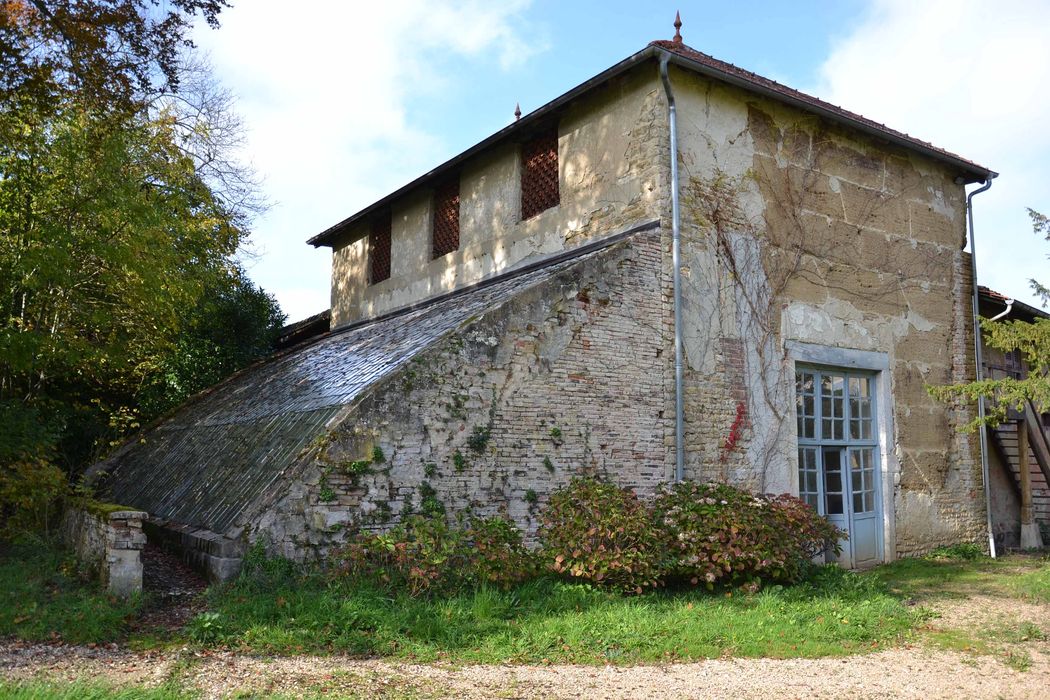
{"left": 95, "top": 234, "right": 638, "bottom": 534}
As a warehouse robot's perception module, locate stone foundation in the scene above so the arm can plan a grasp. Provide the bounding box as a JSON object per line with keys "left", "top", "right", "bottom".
{"left": 144, "top": 518, "right": 243, "bottom": 583}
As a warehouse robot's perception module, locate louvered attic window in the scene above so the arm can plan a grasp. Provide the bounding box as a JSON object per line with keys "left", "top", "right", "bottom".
{"left": 521, "top": 126, "right": 559, "bottom": 220}
{"left": 369, "top": 214, "right": 391, "bottom": 284}
{"left": 432, "top": 178, "right": 460, "bottom": 259}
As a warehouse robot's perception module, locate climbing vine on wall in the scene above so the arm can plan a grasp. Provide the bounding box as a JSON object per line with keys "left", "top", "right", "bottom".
{"left": 681, "top": 114, "right": 943, "bottom": 488}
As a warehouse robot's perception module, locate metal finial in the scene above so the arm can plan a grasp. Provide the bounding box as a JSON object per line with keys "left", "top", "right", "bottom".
{"left": 673, "top": 11, "right": 683, "bottom": 43}
{"left": 514, "top": 103, "right": 521, "bottom": 121}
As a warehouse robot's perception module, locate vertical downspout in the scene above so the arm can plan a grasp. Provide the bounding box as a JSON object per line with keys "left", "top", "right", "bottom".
{"left": 660, "top": 54, "right": 685, "bottom": 483}
{"left": 966, "top": 175, "right": 997, "bottom": 557}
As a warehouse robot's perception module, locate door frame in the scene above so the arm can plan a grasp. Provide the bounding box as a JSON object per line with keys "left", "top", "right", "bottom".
{"left": 786, "top": 341, "right": 897, "bottom": 564}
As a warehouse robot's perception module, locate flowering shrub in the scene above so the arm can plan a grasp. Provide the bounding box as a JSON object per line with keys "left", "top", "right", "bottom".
{"left": 463, "top": 515, "right": 537, "bottom": 588}
{"left": 538, "top": 477, "right": 663, "bottom": 594}
{"left": 652, "top": 481, "right": 842, "bottom": 589}
{"left": 337, "top": 514, "right": 534, "bottom": 596}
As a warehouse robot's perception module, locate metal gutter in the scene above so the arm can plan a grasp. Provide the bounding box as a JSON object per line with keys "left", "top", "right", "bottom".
{"left": 659, "top": 54, "right": 686, "bottom": 483}
{"left": 989, "top": 299, "right": 1014, "bottom": 322}
{"left": 965, "top": 175, "right": 998, "bottom": 557}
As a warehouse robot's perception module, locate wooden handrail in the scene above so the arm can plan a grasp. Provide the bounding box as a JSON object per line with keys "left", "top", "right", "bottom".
{"left": 1022, "top": 400, "right": 1050, "bottom": 485}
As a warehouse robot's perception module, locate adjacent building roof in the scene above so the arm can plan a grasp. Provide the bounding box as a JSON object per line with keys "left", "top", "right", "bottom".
{"left": 308, "top": 38, "right": 995, "bottom": 249}
{"left": 979, "top": 286, "right": 1049, "bottom": 321}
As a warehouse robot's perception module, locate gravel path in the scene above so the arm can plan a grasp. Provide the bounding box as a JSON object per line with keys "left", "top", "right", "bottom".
{"left": 2, "top": 636, "right": 1047, "bottom": 699}
{"left": 2, "top": 576, "right": 1048, "bottom": 699}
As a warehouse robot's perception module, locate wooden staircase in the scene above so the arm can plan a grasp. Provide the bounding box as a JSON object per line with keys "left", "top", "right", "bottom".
{"left": 991, "top": 420, "right": 1050, "bottom": 527}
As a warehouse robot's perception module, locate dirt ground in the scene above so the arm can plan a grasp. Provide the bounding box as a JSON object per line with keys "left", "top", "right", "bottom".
{"left": 2, "top": 590, "right": 1048, "bottom": 699}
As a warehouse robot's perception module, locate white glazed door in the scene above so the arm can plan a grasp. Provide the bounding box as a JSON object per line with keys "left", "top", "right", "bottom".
{"left": 795, "top": 369, "right": 882, "bottom": 568}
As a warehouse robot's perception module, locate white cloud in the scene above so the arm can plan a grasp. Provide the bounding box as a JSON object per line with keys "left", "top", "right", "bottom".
{"left": 194, "top": 1, "right": 541, "bottom": 322}
{"left": 813, "top": 0, "right": 1050, "bottom": 307}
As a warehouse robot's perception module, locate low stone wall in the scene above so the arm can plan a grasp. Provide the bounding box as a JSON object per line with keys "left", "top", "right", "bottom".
{"left": 61, "top": 503, "right": 147, "bottom": 597}
{"left": 144, "top": 517, "right": 243, "bottom": 583}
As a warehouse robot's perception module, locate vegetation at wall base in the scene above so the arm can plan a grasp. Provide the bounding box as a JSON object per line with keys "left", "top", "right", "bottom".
{"left": 199, "top": 563, "right": 919, "bottom": 662}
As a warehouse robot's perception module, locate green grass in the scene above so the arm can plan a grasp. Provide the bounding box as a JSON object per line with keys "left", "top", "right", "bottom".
{"left": 4, "top": 540, "right": 1046, "bottom": 668}
{"left": 0, "top": 679, "right": 194, "bottom": 700}
{"left": 0, "top": 540, "right": 141, "bottom": 644}
{"left": 200, "top": 565, "right": 920, "bottom": 663}
{"left": 1009, "top": 562, "right": 1050, "bottom": 603}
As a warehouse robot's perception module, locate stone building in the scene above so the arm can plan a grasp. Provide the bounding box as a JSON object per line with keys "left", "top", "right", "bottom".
{"left": 92, "top": 26, "right": 997, "bottom": 580}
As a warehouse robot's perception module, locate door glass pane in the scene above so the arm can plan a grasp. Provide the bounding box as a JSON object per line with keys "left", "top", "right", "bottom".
{"left": 823, "top": 447, "right": 843, "bottom": 514}
{"left": 850, "top": 448, "right": 875, "bottom": 514}
{"left": 795, "top": 372, "right": 816, "bottom": 439}
{"left": 821, "top": 374, "right": 845, "bottom": 440}
{"left": 849, "top": 376, "right": 873, "bottom": 440}
{"left": 798, "top": 447, "right": 820, "bottom": 510}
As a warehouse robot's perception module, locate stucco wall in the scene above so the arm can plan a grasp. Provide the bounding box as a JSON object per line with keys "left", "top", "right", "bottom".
{"left": 256, "top": 232, "right": 672, "bottom": 558}
{"left": 667, "top": 64, "right": 984, "bottom": 558}
{"left": 330, "top": 67, "right": 668, "bottom": 327}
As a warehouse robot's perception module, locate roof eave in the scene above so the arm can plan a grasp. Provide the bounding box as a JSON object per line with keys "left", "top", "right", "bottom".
{"left": 658, "top": 49, "right": 996, "bottom": 186}
{"left": 307, "top": 46, "right": 661, "bottom": 248}
{"left": 308, "top": 43, "right": 997, "bottom": 248}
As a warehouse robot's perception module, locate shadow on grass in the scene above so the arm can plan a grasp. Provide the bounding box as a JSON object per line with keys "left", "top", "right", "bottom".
{"left": 0, "top": 540, "right": 141, "bottom": 644}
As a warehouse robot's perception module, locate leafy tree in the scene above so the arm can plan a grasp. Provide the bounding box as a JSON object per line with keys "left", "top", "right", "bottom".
{"left": 1, "top": 0, "right": 227, "bottom": 114}
{"left": 0, "top": 0, "right": 287, "bottom": 535}
{"left": 138, "top": 274, "right": 284, "bottom": 419}
{"left": 931, "top": 209, "right": 1050, "bottom": 426}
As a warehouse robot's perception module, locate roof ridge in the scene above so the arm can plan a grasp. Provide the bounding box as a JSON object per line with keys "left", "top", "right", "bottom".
{"left": 649, "top": 39, "right": 991, "bottom": 177}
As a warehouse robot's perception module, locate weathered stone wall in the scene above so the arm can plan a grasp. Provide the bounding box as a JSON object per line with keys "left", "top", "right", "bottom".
{"left": 330, "top": 67, "right": 668, "bottom": 327}
{"left": 61, "top": 504, "right": 147, "bottom": 597}
{"left": 255, "top": 231, "right": 672, "bottom": 558}
{"left": 668, "top": 63, "right": 985, "bottom": 558}
{"left": 255, "top": 62, "right": 985, "bottom": 563}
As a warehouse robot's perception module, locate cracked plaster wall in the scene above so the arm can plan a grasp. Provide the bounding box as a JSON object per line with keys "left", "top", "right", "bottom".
{"left": 669, "top": 64, "right": 984, "bottom": 557}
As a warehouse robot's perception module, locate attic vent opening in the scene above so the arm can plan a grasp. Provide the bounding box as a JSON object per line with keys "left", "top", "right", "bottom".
{"left": 432, "top": 178, "right": 460, "bottom": 259}
{"left": 369, "top": 214, "right": 391, "bottom": 284}
{"left": 521, "top": 127, "right": 559, "bottom": 220}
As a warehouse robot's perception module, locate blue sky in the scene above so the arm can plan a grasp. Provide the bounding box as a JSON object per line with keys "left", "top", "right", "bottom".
{"left": 193, "top": 1, "right": 1050, "bottom": 323}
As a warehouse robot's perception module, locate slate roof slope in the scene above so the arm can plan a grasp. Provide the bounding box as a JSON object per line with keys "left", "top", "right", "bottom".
{"left": 95, "top": 243, "right": 619, "bottom": 535}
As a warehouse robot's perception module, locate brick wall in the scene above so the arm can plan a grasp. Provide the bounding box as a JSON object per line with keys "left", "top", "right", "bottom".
{"left": 255, "top": 230, "right": 671, "bottom": 558}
